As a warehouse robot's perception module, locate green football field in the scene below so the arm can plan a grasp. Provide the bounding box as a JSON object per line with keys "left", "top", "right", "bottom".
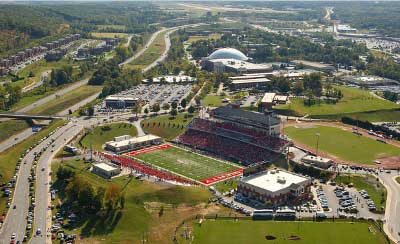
{"left": 132, "top": 146, "right": 241, "bottom": 181}
{"left": 192, "top": 220, "right": 388, "bottom": 244}
{"left": 285, "top": 125, "right": 400, "bottom": 165}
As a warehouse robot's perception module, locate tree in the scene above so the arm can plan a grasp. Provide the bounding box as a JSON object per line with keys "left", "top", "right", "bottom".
{"left": 78, "top": 183, "right": 95, "bottom": 208}
{"left": 293, "top": 81, "right": 304, "bottom": 95}
{"left": 195, "top": 96, "right": 201, "bottom": 106}
{"left": 180, "top": 98, "right": 187, "bottom": 108}
{"left": 162, "top": 103, "right": 170, "bottom": 110}
{"left": 171, "top": 101, "right": 178, "bottom": 110}
{"left": 188, "top": 105, "right": 195, "bottom": 114}
{"left": 106, "top": 184, "right": 122, "bottom": 209}
{"left": 56, "top": 166, "right": 75, "bottom": 180}
{"left": 170, "top": 108, "right": 178, "bottom": 118}
{"left": 132, "top": 103, "right": 142, "bottom": 116}
{"left": 152, "top": 103, "right": 160, "bottom": 113}
{"left": 144, "top": 108, "right": 149, "bottom": 115}
{"left": 87, "top": 106, "right": 94, "bottom": 116}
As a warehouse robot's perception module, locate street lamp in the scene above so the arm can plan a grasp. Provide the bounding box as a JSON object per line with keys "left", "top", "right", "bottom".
{"left": 315, "top": 133, "right": 320, "bottom": 157}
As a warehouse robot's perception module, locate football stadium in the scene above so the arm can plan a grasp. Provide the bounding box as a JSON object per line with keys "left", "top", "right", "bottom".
{"left": 97, "top": 105, "right": 290, "bottom": 186}
{"left": 127, "top": 144, "right": 243, "bottom": 184}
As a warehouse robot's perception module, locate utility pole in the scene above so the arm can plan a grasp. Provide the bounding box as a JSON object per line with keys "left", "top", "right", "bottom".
{"left": 315, "top": 133, "right": 320, "bottom": 157}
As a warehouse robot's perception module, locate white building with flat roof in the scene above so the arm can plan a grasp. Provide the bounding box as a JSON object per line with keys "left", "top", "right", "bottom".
{"left": 92, "top": 163, "right": 121, "bottom": 178}
{"left": 301, "top": 155, "right": 333, "bottom": 169}
{"left": 105, "top": 134, "right": 162, "bottom": 153}
{"left": 237, "top": 169, "right": 311, "bottom": 206}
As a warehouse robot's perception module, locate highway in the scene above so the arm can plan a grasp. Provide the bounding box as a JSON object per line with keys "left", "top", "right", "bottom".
{"left": 30, "top": 124, "right": 84, "bottom": 244}
{"left": 0, "top": 123, "right": 80, "bottom": 243}
{"left": 119, "top": 29, "right": 165, "bottom": 66}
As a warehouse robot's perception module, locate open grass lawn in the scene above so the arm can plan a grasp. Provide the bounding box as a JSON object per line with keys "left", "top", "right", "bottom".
{"left": 285, "top": 125, "right": 400, "bottom": 165}
{"left": 7, "top": 59, "right": 72, "bottom": 90}
{"left": 0, "top": 120, "right": 29, "bottom": 142}
{"left": 126, "top": 30, "right": 166, "bottom": 69}
{"left": 90, "top": 32, "right": 131, "bottom": 38}
{"left": 202, "top": 95, "right": 230, "bottom": 107}
{"left": 79, "top": 122, "right": 137, "bottom": 151}
{"left": 275, "top": 86, "right": 399, "bottom": 120}
{"left": 192, "top": 220, "right": 387, "bottom": 244}
{"left": 51, "top": 159, "right": 218, "bottom": 244}
{"left": 27, "top": 85, "right": 102, "bottom": 115}
{"left": 336, "top": 174, "right": 386, "bottom": 211}
{"left": 202, "top": 92, "right": 249, "bottom": 107}
{"left": 212, "top": 177, "right": 239, "bottom": 193}
{"left": 187, "top": 33, "right": 221, "bottom": 43}
{"left": 0, "top": 120, "right": 65, "bottom": 214}
{"left": 141, "top": 113, "right": 197, "bottom": 140}
{"left": 132, "top": 145, "right": 240, "bottom": 181}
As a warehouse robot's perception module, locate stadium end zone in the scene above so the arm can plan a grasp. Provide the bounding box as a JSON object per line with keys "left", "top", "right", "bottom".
{"left": 124, "top": 144, "right": 244, "bottom": 186}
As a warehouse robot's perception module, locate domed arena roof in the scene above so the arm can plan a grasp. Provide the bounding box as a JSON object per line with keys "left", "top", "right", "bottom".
{"left": 208, "top": 48, "right": 248, "bottom": 61}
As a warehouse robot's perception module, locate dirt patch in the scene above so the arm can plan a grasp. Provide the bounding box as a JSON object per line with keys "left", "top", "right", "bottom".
{"left": 288, "top": 235, "right": 301, "bottom": 240}
{"left": 147, "top": 203, "right": 227, "bottom": 244}
{"left": 375, "top": 155, "right": 400, "bottom": 169}
{"left": 265, "top": 235, "right": 276, "bottom": 240}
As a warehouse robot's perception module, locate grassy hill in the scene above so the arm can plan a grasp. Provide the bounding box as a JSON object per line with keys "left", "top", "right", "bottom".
{"left": 51, "top": 159, "right": 217, "bottom": 244}
{"left": 285, "top": 125, "right": 400, "bottom": 165}
{"left": 275, "top": 86, "right": 400, "bottom": 121}
{"left": 79, "top": 122, "right": 138, "bottom": 151}
{"left": 191, "top": 220, "right": 388, "bottom": 244}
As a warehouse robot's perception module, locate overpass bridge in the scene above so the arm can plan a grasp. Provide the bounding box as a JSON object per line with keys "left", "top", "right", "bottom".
{"left": 0, "top": 113, "right": 65, "bottom": 120}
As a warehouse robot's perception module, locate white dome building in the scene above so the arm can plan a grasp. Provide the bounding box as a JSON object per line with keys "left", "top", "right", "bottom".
{"left": 208, "top": 48, "right": 248, "bottom": 61}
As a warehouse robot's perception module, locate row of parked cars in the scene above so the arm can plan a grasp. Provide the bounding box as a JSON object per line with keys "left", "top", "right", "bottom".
{"left": 217, "top": 197, "right": 252, "bottom": 216}
{"left": 8, "top": 125, "right": 63, "bottom": 244}
{"left": 51, "top": 210, "right": 78, "bottom": 243}
{"left": 316, "top": 188, "right": 329, "bottom": 210}
{"left": 334, "top": 187, "right": 358, "bottom": 214}
{"left": 359, "top": 190, "right": 377, "bottom": 211}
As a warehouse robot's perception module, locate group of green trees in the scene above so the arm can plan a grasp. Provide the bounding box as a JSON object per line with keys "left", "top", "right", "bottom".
{"left": 366, "top": 56, "right": 400, "bottom": 81}
{"left": 0, "top": 2, "right": 174, "bottom": 58}
{"left": 57, "top": 166, "right": 125, "bottom": 213}
{"left": 0, "top": 84, "right": 22, "bottom": 110}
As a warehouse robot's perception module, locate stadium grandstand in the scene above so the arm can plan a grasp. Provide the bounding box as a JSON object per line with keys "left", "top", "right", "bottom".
{"left": 176, "top": 105, "right": 291, "bottom": 166}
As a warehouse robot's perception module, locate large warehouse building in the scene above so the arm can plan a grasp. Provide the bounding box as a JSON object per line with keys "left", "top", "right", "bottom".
{"left": 237, "top": 169, "right": 312, "bottom": 207}
{"left": 105, "top": 134, "right": 162, "bottom": 153}
{"left": 201, "top": 48, "right": 272, "bottom": 74}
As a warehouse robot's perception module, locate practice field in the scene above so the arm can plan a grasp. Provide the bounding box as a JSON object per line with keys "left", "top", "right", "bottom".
{"left": 192, "top": 220, "right": 387, "bottom": 244}
{"left": 275, "top": 85, "right": 400, "bottom": 120}
{"left": 285, "top": 125, "right": 400, "bottom": 165}
{"left": 128, "top": 144, "right": 242, "bottom": 183}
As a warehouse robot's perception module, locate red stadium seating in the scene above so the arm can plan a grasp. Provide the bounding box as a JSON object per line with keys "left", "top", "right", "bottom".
{"left": 177, "top": 118, "right": 289, "bottom": 166}
{"left": 96, "top": 152, "right": 196, "bottom": 185}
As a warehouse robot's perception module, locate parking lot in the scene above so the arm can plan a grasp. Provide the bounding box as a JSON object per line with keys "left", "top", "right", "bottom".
{"left": 98, "top": 83, "right": 193, "bottom": 113}
{"left": 218, "top": 180, "right": 384, "bottom": 221}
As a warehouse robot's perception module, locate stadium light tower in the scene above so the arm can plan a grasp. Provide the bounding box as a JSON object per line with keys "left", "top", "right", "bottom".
{"left": 315, "top": 133, "right": 321, "bottom": 157}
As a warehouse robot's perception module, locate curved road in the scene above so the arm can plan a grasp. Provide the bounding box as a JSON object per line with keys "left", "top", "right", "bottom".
{"left": 380, "top": 172, "right": 400, "bottom": 243}
{"left": 119, "top": 29, "right": 165, "bottom": 67}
